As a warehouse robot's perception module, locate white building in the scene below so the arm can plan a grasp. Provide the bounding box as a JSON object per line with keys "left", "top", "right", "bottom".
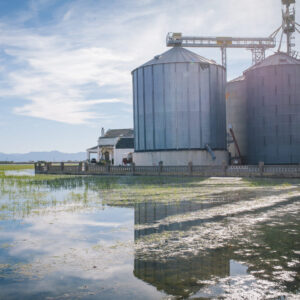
{"left": 86, "top": 128, "right": 134, "bottom": 165}
{"left": 114, "top": 138, "right": 134, "bottom": 166}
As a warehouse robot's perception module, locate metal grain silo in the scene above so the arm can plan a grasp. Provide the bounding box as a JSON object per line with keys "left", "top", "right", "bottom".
{"left": 132, "top": 47, "right": 228, "bottom": 166}
{"left": 226, "top": 75, "right": 247, "bottom": 163}
{"left": 245, "top": 52, "right": 300, "bottom": 164}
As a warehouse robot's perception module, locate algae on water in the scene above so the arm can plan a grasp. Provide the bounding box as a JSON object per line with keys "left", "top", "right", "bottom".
{"left": 0, "top": 164, "right": 299, "bottom": 299}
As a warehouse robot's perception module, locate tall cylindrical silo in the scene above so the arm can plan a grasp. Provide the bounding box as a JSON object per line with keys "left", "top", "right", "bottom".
{"left": 226, "top": 75, "right": 247, "bottom": 163}
{"left": 132, "top": 47, "right": 228, "bottom": 166}
{"left": 244, "top": 52, "right": 300, "bottom": 164}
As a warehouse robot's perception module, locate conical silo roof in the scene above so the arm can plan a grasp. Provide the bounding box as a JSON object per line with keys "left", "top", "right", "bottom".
{"left": 228, "top": 75, "right": 245, "bottom": 83}
{"left": 133, "top": 47, "right": 219, "bottom": 71}
{"left": 244, "top": 52, "right": 300, "bottom": 73}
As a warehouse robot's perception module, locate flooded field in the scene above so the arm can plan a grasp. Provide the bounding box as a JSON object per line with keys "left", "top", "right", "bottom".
{"left": 0, "top": 164, "right": 299, "bottom": 299}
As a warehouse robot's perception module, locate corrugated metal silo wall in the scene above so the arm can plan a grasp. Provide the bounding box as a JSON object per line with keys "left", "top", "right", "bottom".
{"left": 226, "top": 79, "right": 247, "bottom": 159}
{"left": 246, "top": 64, "right": 300, "bottom": 164}
{"left": 132, "top": 62, "right": 227, "bottom": 152}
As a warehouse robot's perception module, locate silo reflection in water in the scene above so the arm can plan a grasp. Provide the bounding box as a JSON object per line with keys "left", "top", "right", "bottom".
{"left": 133, "top": 200, "right": 231, "bottom": 298}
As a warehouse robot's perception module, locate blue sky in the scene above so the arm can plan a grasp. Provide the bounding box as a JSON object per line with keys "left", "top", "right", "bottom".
{"left": 0, "top": 0, "right": 299, "bottom": 153}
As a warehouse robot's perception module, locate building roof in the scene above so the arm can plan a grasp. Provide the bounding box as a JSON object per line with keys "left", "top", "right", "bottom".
{"left": 86, "top": 145, "right": 98, "bottom": 151}
{"left": 133, "top": 47, "right": 219, "bottom": 71}
{"left": 115, "top": 138, "right": 134, "bottom": 149}
{"left": 244, "top": 52, "right": 300, "bottom": 73}
{"left": 98, "top": 137, "right": 118, "bottom": 147}
{"left": 228, "top": 75, "right": 245, "bottom": 83}
{"left": 87, "top": 129, "right": 134, "bottom": 151}
{"left": 103, "top": 129, "right": 133, "bottom": 138}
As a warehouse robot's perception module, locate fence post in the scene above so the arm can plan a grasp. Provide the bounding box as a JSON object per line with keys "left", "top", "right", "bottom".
{"left": 38, "top": 163, "right": 42, "bottom": 173}
{"left": 106, "top": 163, "right": 111, "bottom": 174}
{"left": 222, "top": 161, "right": 227, "bottom": 176}
{"left": 78, "top": 162, "right": 83, "bottom": 173}
{"left": 131, "top": 162, "right": 135, "bottom": 176}
{"left": 46, "top": 162, "right": 51, "bottom": 173}
{"left": 188, "top": 161, "right": 193, "bottom": 176}
{"left": 259, "top": 161, "right": 264, "bottom": 177}
{"left": 60, "top": 162, "right": 64, "bottom": 172}
{"left": 84, "top": 162, "right": 89, "bottom": 172}
{"left": 159, "top": 161, "right": 163, "bottom": 176}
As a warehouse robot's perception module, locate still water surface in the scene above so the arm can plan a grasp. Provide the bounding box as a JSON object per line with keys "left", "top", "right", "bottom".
{"left": 0, "top": 170, "right": 299, "bottom": 299}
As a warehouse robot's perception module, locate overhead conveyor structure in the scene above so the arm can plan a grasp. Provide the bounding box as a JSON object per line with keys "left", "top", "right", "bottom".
{"left": 166, "top": 0, "right": 299, "bottom": 71}
{"left": 166, "top": 33, "right": 276, "bottom": 69}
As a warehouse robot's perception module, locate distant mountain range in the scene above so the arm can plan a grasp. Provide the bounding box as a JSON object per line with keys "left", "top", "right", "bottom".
{"left": 0, "top": 151, "right": 86, "bottom": 162}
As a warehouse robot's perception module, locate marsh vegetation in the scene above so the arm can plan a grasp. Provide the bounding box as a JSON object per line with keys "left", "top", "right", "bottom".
{"left": 0, "top": 164, "right": 299, "bottom": 299}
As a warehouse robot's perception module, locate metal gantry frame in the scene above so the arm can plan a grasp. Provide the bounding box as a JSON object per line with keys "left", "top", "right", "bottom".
{"left": 271, "top": 0, "right": 299, "bottom": 57}
{"left": 166, "top": 0, "right": 299, "bottom": 70}
{"left": 166, "top": 33, "right": 276, "bottom": 69}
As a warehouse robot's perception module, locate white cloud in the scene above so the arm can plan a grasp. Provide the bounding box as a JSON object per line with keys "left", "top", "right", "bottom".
{"left": 0, "top": 0, "right": 296, "bottom": 125}
{"left": 13, "top": 96, "right": 123, "bottom": 125}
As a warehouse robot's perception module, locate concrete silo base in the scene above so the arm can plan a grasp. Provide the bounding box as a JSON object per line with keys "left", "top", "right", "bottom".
{"left": 133, "top": 150, "right": 228, "bottom": 166}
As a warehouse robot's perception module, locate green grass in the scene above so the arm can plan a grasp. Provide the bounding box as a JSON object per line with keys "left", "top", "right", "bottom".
{"left": 243, "top": 177, "right": 299, "bottom": 187}
{"left": 0, "top": 164, "right": 34, "bottom": 171}
{"left": 1, "top": 163, "right": 300, "bottom": 219}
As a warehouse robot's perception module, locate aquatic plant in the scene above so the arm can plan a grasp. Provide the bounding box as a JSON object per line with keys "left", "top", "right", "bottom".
{"left": 0, "top": 164, "right": 34, "bottom": 171}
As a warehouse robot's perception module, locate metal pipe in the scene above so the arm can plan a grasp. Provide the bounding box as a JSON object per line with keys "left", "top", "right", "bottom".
{"left": 228, "top": 125, "right": 242, "bottom": 160}
{"left": 270, "top": 25, "right": 283, "bottom": 38}
{"left": 205, "top": 144, "right": 216, "bottom": 160}
{"left": 278, "top": 30, "right": 284, "bottom": 52}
